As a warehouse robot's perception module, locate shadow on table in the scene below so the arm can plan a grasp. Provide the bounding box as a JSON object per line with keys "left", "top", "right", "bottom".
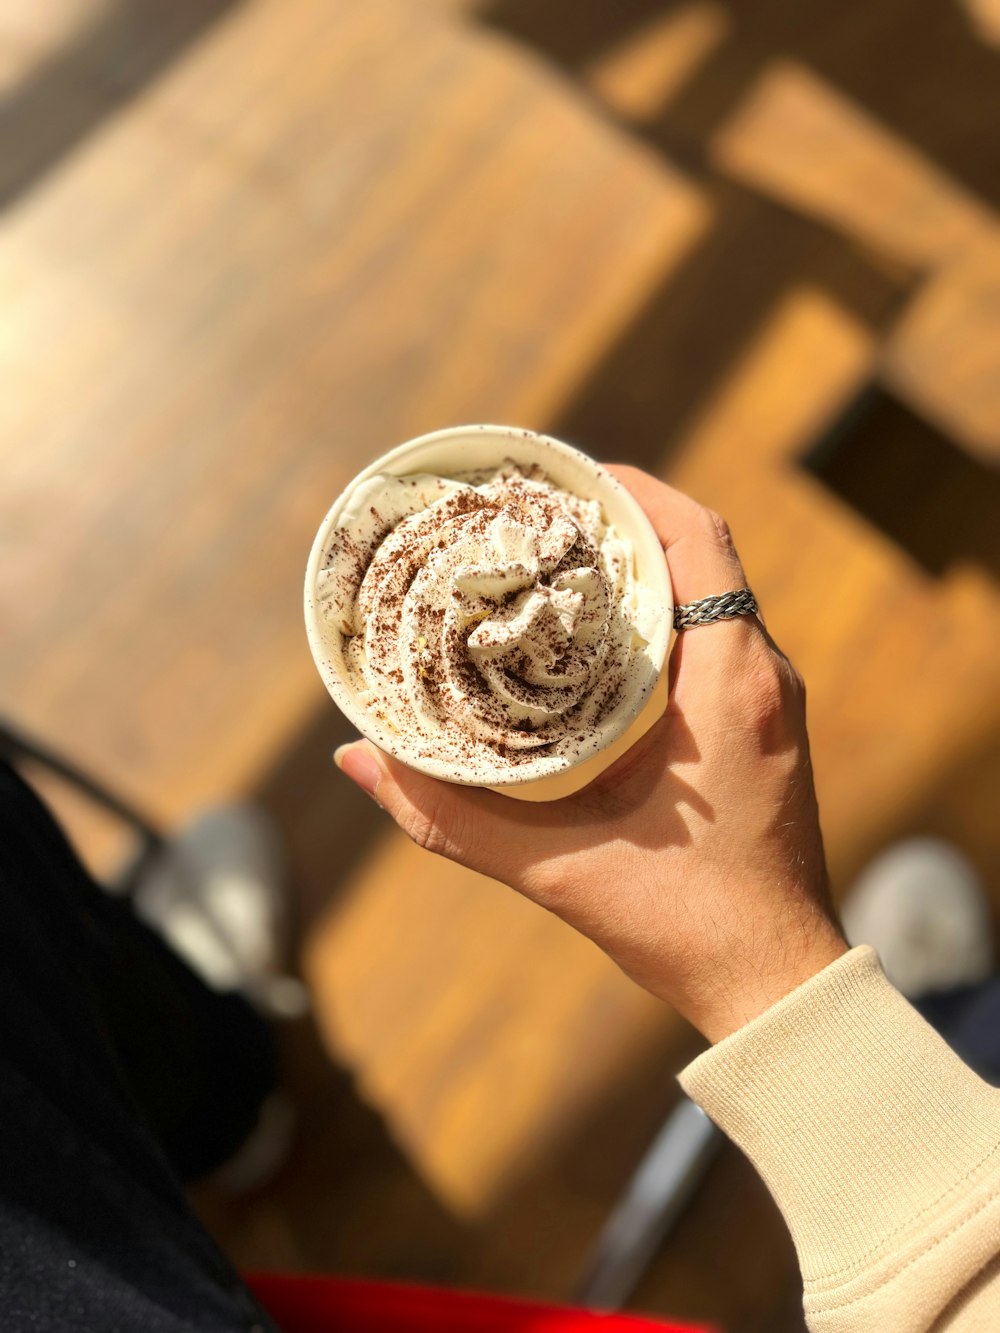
{"left": 1, "top": 0, "right": 244, "bottom": 209}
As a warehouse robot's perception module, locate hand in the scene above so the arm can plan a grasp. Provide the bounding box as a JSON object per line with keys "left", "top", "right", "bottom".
{"left": 335, "top": 466, "right": 847, "bottom": 1042}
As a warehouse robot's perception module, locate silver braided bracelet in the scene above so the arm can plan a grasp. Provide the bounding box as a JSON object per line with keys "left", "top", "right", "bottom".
{"left": 672, "top": 588, "right": 758, "bottom": 632}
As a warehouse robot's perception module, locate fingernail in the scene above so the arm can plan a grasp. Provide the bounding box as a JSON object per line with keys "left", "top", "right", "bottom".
{"left": 334, "top": 743, "right": 384, "bottom": 803}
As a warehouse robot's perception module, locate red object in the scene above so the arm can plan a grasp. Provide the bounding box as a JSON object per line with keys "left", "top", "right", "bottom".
{"left": 247, "top": 1274, "right": 718, "bottom": 1333}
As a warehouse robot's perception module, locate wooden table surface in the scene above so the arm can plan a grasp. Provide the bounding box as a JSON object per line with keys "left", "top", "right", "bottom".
{"left": 3, "top": 2, "right": 999, "bottom": 1330}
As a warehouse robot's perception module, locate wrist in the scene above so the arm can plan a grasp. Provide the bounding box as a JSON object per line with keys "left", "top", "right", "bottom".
{"left": 680, "top": 919, "right": 848, "bottom": 1044}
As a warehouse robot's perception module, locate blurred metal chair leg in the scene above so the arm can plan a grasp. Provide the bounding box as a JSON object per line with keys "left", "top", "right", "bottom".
{"left": 0, "top": 717, "right": 165, "bottom": 894}
{"left": 0, "top": 717, "right": 307, "bottom": 1017}
{"left": 576, "top": 1097, "right": 722, "bottom": 1310}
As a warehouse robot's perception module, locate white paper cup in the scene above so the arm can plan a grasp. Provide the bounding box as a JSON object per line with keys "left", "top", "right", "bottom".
{"left": 304, "top": 425, "right": 673, "bottom": 792}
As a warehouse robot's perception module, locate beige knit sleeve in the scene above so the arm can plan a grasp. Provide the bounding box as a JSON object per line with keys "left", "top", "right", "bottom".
{"left": 678, "top": 946, "right": 1000, "bottom": 1332}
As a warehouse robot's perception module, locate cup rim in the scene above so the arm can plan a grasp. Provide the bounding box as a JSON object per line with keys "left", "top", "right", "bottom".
{"left": 304, "top": 425, "right": 673, "bottom": 785}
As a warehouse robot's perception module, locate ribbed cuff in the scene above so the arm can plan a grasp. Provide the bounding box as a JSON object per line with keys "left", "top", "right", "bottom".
{"left": 679, "top": 947, "right": 1000, "bottom": 1325}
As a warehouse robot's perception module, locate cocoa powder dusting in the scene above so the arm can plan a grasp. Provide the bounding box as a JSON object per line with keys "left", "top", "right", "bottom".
{"left": 323, "top": 461, "right": 652, "bottom": 781}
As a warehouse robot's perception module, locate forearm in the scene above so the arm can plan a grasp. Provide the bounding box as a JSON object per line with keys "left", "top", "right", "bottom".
{"left": 680, "top": 947, "right": 1000, "bottom": 1331}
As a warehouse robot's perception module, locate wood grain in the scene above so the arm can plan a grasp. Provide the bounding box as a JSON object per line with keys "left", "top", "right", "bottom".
{"left": 4, "top": 2, "right": 999, "bottom": 1331}
{"left": 711, "top": 60, "right": 993, "bottom": 271}
{"left": 884, "top": 231, "right": 1000, "bottom": 462}
{"left": 1, "top": 0, "right": 702, "bottom": 820}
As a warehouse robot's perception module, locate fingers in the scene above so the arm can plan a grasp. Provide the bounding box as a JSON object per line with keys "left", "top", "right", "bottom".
{"left": 606, "top": 464, "right": 748, "bottom": 605}
{"left": 334, "top": 740, "right": 560, "bottom": 888}
{"left": 606, "top": 465, "right": 776, "bottom": 717}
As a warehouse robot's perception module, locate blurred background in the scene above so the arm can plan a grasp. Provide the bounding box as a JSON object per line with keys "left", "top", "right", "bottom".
{"left": 2, "top": 1, "right": 999, "bottom": 1329}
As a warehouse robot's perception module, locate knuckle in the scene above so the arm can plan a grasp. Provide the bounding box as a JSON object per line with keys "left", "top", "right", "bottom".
{"left": 703, "top": 507, "right": 734, "bottom": 550}
{"left": 736, "top": 648, "right": 787, "bottom": 729}
{"left": 519, "top": 858, "right": 559, "bottom": 903}
{"left": 400, "top": 794, "right": 478, "bottom": 864}
{"left": 776, "top": 650, "right": 808, "bottom": 705}
{"left": 401, "top": 801, "right": 450, "bottom": 858}
{"left": 521, "top": 856, "right": 586, "bottom": 914}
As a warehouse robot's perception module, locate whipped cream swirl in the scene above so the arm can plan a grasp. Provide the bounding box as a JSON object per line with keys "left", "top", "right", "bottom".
{"left": 317, "top": 463, "right": 661, "bottom": 778}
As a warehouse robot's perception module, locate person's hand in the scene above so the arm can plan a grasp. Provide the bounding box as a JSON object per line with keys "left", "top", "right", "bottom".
{"left": 334, "top": 467, "right": 847, "bottom": 1042}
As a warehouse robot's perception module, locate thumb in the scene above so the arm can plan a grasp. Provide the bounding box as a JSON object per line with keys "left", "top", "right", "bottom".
{"left": 334, "top": 740, "right": 558, "bottom": 889}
